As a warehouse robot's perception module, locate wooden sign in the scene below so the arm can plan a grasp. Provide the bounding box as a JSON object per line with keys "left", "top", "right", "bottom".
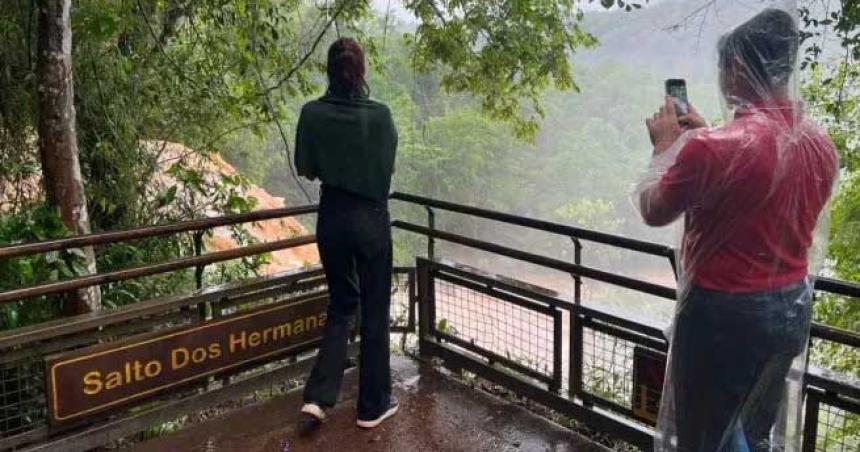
{"left": 46, "top": 295, "right": 328, "bottom": 424}
{"left": 632, "top": 345, "right": 666, "bottom": 424}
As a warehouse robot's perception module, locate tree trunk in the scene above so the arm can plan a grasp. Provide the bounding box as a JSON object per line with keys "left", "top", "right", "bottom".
{"left": 36, "top": 0, "right": 100, "bottom": 314}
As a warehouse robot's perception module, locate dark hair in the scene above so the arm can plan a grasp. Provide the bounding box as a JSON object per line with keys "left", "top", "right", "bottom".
{"left": 326, "top": 38, "right": 369, "bottom": 98}
{"left": 719, "top": 9, "right": 799, "bottom": 90}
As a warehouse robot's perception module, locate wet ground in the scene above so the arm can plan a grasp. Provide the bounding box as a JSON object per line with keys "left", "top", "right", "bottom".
{"left": 135, "top": 355, "right": 607, "bottom": 452}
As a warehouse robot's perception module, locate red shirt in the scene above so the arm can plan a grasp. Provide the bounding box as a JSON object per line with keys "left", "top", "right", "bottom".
{"left": 657, "top": 102, "right": 838, "bottom": 292}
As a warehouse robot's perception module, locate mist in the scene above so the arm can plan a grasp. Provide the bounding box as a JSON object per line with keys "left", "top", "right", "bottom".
{"left": 223, "top": 0, "right": 824, "bottom": 328}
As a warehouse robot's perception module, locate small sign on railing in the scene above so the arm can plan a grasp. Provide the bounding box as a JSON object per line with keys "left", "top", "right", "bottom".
{"left": 46, "top": 296, "right": 328, "bottom": 424}
{"left": 632, "top": 346, "right": 666, "bottom": 424}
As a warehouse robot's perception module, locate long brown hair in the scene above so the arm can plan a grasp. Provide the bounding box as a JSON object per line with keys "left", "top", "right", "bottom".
{"left": 326, "top": 38, "right": 369, "bottom": 98}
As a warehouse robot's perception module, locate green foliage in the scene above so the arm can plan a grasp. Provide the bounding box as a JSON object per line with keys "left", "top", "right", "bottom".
{"left": 804, "top": 64, "right": 860, "bottom": 173}
{"left": 803, "top": 35, "right": 860, "bottom": 355}
{"left": 800, "top": 0, "right": 860, "bottom": 69}
{"left": 801, "top": 5, "right": 860, "bottom": 417}
{"left": 406, "top": 0, "right": 598, "bottom": 138}
{"left": 0, "top": 0, "right": 293, "bottom": 325}
{"left": 0, "top": 204, "right": 83, "bottom": 329}
{"left": 829, "top": 174, "right": 860, "bottom": 282}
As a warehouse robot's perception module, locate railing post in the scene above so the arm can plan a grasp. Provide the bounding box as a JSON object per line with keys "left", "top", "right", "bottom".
{"left": 801, "top": 388, "right": 821, "bottom": 452}
{"left": 552, "top": 308, "right": 563, "bottom": 393}
{"left": 193, "top": 231, "right": 208, "bottom": 320}
{"left": 571, "top": 238, "right": 583, "bottom": 304}
{"left": 667, "top": 251, "right": 678, "bottom": 281}
{"left": 425, "top": 206, "right": 436, "bottom": 261}
{"left": 569, "top": 237, "right": 584, "bottom": 400}
{"left": 408, "top": 267, "right": 418, "bottom": 333}
{"left": 417, "top": 259, "right": 436, "bottom": 359}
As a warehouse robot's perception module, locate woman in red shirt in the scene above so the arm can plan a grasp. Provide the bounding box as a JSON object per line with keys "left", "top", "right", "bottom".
{"left": 638, "top": 9, "right": 838, "bottom": 452}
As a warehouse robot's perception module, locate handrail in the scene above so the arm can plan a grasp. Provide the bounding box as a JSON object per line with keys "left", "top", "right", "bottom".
{"left": 390, "top": 192, "right": 675, "bottom": 258}
{"left": 814, "top": 276, "right": 860, "bottom": 299}
{"left": 0, "top": 267, "right": 325, "bottom": 349}
{"left": 810, "top": 322, "right": 860, "bottom": 348}
{"left": 0, "top": 235, "right": 315, "bottom": 305}
{"left": 0, "top": 205, "right": 318, "bottom": 260}
{"left": 392, "top": 193, "right": 860, "bottom": 347}
{"left": 394, "top": 220, "right": 677, "bottom": 299}
{"left": 391, "top": 192, "right": 860, "bottom": 300}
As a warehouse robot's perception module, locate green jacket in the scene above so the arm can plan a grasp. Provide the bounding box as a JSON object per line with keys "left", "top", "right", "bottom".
{"left": 294, "top": 94, "right": 397, "bottom": 201}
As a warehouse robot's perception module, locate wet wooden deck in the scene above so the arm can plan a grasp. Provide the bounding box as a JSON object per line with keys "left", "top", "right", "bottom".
{"left": 134, "top": 355, "right": 606, "bottom": 452}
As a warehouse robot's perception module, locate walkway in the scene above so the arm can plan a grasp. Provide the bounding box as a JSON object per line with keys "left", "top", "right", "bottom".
{"left": 135, "top": 355, "right": 607, "bottom": 452}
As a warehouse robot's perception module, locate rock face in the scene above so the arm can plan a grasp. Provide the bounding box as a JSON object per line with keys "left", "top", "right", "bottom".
{"left": 1, "top": 141, "right": 319, "bottom": 274}
{"left": 150, "top": 141, "right": 320, "bottom": 274}
{"left": 207, "top": 169, "right": 320, "bottom": 273}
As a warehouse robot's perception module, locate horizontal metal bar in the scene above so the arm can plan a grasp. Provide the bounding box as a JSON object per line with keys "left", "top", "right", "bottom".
{"left": 580, "top": 315, "right": 667, "bottom": 352}
{"left": 811, "top": 323, "right": 860, "bottom": 348}
{"left": 814, "top": 276, "right": 860, "bottom": 299}
{"left": 394, "top": 220, "right": 677, "bottom": 300}
{"left": 0, "top": 205, "right": 317, "bottom": 260}
{"left": 432, "top": 261, "right": 572, "bottom": 310}
{"left": 0, "top": 235, "right": 316, "bottom": 305}
{"left": 392, "top": 191, "right": 860, "bottom": 308}
{"left": 435, "top": 331, "right": 555, "bottom": 386}
{"left": 578, "top": 392, "right": 639, "bottom": 424}
{"left": 425, "top": 247, "right": 857, "bottom": 350}
{"left": 0, "top": 310, "right": 197, "bottom": 364}
{"left": 435, "top": 271, "right": 556, "bottom": 316}
{"left": 0, "top": 267, "right": 323, "bottom": 349}
{"left": 0, "top": 426, "right": 49, "bottom": 451}
{"left": 430, "top": 259, "right": 669, "bottom": 341}
{"left": 805, "top": 385, "right": 860, "bottom": 413}
{"left": 215, "top": 278, "right": 327, "bottom": 314}
{"left": 391, "top": 192, "right": 674, "bottom": 258}
{"left": 575, "top": 304, "right": 666, "bottom": 342}
{"left": 423, "top": 339, "right": 654, "bottom": 449}
{"left": 805, "top": 372, "right": 860, "bottom": 401}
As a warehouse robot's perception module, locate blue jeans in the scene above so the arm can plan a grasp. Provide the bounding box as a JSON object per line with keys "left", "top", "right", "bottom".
{"left": 303, "top": 186, "right": 393, "bottom": 419}
{"left": 670, "top": 281, "right": 812, "bottom": 452}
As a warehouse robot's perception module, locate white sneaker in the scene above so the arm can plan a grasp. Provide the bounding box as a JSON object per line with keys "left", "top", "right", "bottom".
{"left": 356, "top": 398, "right": 399, "bottom": 429}
{"left": 300, "top": 402, "right": 326, "bottom": 422}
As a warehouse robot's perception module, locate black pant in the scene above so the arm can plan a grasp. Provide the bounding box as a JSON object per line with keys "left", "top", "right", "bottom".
{"left": 303, "top": 186, "right": 393, "bottom": 419}
{"left": 670, "top": 281, "right": 812, "bottom": 452}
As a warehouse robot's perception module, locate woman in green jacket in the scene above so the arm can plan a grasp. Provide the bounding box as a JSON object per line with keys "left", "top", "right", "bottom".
{"left": 295, "top": 37, "right": 398, "bottom": 429}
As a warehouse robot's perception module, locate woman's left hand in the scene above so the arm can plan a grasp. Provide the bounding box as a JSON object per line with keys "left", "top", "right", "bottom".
{"left": 646, "top": 97, "right": 683, "bottom": 155}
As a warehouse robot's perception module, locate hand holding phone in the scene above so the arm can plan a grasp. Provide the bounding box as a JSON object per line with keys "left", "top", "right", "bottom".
{"left": 665, "top": 79, "right": 689, "bottom": 116}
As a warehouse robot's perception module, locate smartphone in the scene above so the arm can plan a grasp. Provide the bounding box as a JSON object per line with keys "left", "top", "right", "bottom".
{"left": 665, "top": 79, "right": 689, "bottom": 116}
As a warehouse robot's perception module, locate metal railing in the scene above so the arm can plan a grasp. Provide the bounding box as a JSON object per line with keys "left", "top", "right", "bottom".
{"left": 0, "top": 201, "right": 425, "bottom": 451}
{"left": 0, "top": 192, "right": 855, "bottom": 451}
{"left": 0, "top": 205, "right": 325, "bottom": 451}
{"left": 391, "top": 191, "right": 860, "bottom": 452}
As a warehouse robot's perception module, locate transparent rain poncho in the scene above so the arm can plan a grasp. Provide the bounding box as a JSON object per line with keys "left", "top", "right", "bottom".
{"left": 634, "top": 5, "right": 839, "bottom": 452}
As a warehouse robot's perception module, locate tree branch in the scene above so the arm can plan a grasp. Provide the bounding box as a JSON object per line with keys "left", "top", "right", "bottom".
{"left": 262, "top": 0, "right": 354, "bottom": 96}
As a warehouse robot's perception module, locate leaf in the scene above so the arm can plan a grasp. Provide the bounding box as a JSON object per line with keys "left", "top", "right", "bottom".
{"left": 157, "top": 185, "right": 179, "bottom": 208}
{"left": 45, "top": 251, "right": 60, "bottom": 264}
{"left": 67, "top": 248, "right": 87, "bottom": 259}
